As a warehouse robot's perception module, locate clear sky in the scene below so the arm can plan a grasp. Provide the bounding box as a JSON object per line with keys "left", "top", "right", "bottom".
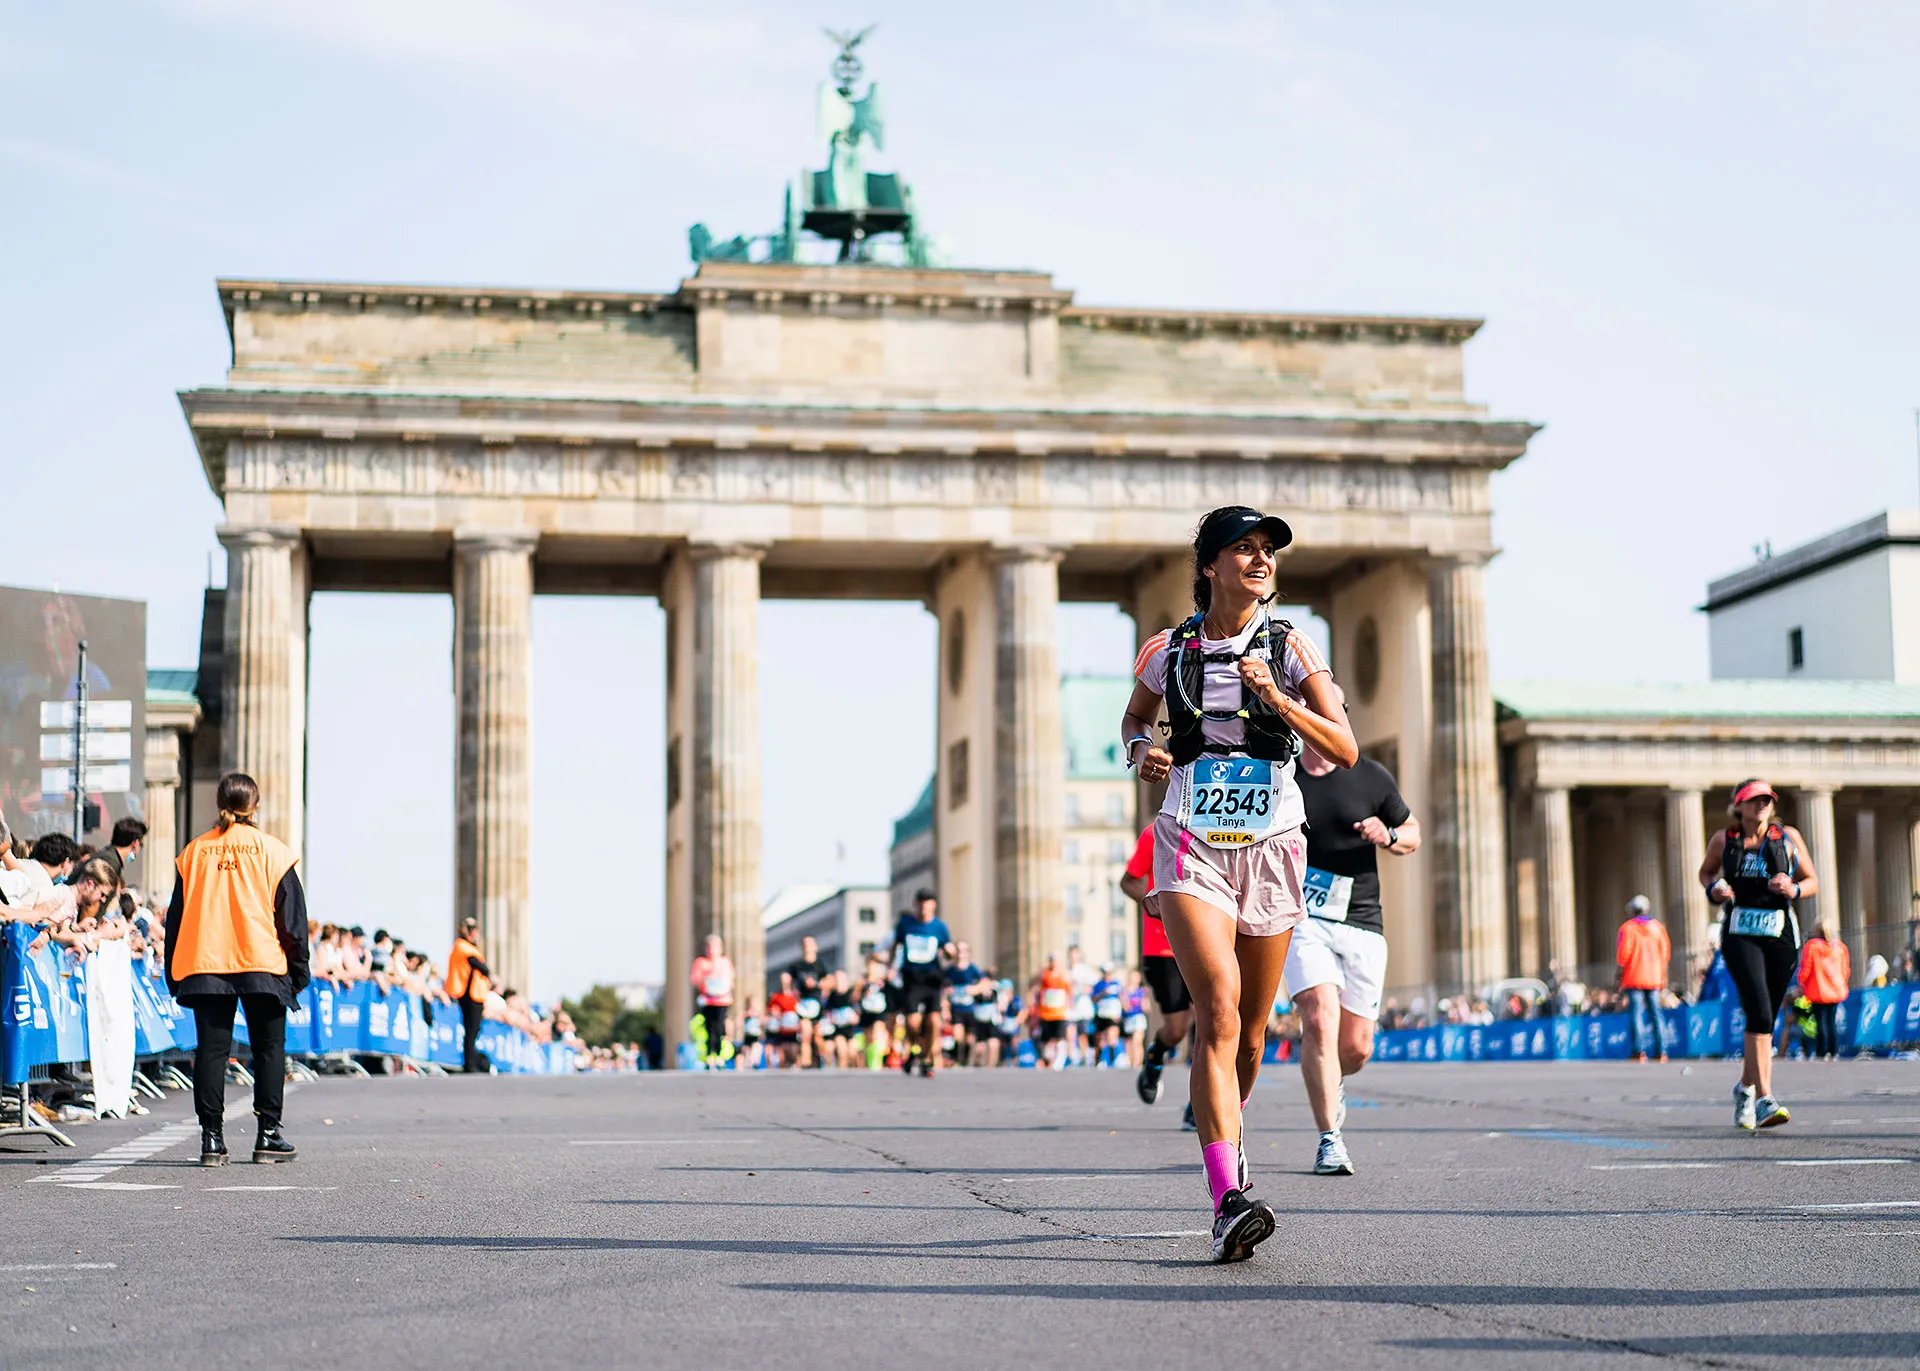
{"left": 4, "top": 2, "right": 1916, "bottom": 999}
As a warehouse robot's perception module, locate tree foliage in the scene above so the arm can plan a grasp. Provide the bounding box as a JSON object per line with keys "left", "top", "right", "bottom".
{"left": 560, "top": 984, "right": 660, "bottom": 1048}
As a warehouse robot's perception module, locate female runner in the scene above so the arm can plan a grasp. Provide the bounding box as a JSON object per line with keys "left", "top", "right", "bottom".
{"left": 1698, "top": 779, "right": 1819, "bottom": 1129}
{"left": 1121, "top": 505, "right": 1357, "bottom": 1262}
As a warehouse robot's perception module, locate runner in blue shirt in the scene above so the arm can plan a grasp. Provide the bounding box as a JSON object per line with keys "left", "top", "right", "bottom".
{"left": 891, "top": 889, "right": 955, "bottom": 1077}
{"left": 945, "top": 941, "right": 987, "bottom": 1067}
{"left": 1090, "top": 966, "right": 1126, "bottom": 1067}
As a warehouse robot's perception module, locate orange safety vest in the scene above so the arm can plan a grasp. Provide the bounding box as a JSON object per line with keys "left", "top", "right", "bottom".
{"left": 171, "top": 822, "right": 298, "bottom": 979}
{"left": 1616, "top": 917, "right": 1671, "bottom": 991}
{"left": 1796, "top": 937, "right": 1850, "bottom": 1005}
{"left": 447, "top": 936, "right": 490, "bottom": 1002}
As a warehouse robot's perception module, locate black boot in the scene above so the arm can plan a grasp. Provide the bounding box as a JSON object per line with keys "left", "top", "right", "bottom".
{"left": 199, "top": 1125, "right": 228, "bottom": 1168}
{"left": 253, "top": 1124, "right": 297, "bottom": 1164}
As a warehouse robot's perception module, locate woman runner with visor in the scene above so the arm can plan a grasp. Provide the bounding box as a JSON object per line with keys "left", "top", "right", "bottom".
{"left": 1121, "top": 506, "right": 1358, "bottom": 1262}
{"left": 1698, "top": 778, "right": 1819, "bottom": 1130}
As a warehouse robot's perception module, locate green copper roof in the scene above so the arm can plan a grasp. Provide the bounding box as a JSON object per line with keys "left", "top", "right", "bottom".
{"left": 1495, "top": 679, "right": 1920, "bottom": 720}
{"left": 891, "top": 776, "right": 935, "bottom": 846}
{"left": 146, "top": 667, "right": 199, "bottom": 707}
{"left": 1063, "top": 675, "right": 1135, "bottom": 779}
{"left": 890, "top": 675, "right": 1135, "bottom": 847}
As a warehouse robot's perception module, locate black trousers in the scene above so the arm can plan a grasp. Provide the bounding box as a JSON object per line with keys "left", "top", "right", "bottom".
{"left": 1812, "top": 1002, "right": 1840, "bottom": 1059}
{"left": 190, "top": 995, "right": 286, "bottom": 1131}
{"left": 460, "top": 995, "right": 488, "bottom": 1072}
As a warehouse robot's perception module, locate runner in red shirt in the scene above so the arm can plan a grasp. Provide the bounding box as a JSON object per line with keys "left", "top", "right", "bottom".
{"left": 1122, "top": 825, "right": 1196, "bottom": 1122}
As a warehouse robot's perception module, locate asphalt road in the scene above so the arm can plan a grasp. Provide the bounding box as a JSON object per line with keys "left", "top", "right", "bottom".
{"left": 4, "top": 1057, "right": 1918, "bottom": 1369}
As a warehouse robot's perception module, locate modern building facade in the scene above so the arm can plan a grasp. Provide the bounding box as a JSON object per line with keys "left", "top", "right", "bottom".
{"left": 761, "top": 883, "right": 891, "bottom": 987}
{"left": 1706, "top": 510, "right": 1920, "bottom": 683}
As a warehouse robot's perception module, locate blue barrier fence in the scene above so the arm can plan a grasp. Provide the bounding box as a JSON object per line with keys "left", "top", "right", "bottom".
{"left": 2, "top": 925, "right": 573, "bottom": 1085}
{"left": 1369, "top": 984, "right": 1920, "bottom": 1064}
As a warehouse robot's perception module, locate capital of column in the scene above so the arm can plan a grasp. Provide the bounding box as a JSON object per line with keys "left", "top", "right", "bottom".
{"left": 1426, "top": 549, "right": 1498, "bottom": 577}
{"left": 685, "top": 540, "right": 768, "bottom": 565}
{"left": 989, "top": 542, "right": 1067, "bottom": 566}
{"left": 453, "top": 527, "right": 539, "bottom": 559}
{"left": 216, "top": 524, "right": 302, "bottom": 553}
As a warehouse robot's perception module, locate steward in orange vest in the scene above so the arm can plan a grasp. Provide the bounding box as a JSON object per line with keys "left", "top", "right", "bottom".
{"left": 163, "top": 772, "right": 309, "bottom": 1166}
{"left": 446, "top": 917, "right": 494, "bottom": 1073}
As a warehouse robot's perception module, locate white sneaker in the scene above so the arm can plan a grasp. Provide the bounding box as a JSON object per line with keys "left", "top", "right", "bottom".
{"left": 1734, "top": 1084, "right": 1758, "bottom": 1131}
{"left": 1314, "top": 1130, "right": 1354, "bottom": 1176}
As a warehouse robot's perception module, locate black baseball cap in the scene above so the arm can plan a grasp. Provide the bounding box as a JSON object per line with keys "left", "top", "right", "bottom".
{"left": 1197, "top": 506, "right": 1293, "bottom": 563}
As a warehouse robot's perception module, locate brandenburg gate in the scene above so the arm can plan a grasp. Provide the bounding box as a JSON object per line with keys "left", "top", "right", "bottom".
{"left": 179, "top": 258, "right": 1536, "bottom": 1034}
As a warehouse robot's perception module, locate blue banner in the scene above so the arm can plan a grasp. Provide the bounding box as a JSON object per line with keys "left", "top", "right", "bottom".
{"left": 3, "top": 928, "right": 573, "bottom": 1081}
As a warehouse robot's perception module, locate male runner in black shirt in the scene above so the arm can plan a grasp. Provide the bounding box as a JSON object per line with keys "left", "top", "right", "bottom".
{"left": 787, "top": 935, "right": 830, "bottom": 1069}
{"left": 1283, "top": 719, "right": 1418, "bottom": 1177}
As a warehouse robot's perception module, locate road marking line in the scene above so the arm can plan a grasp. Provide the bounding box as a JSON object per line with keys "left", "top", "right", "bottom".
{"left": 203, "top": 1185, "right": 338, "bottom": 1192}
{"left": 0, "top": 1263, "right": 118, "bottom": 1272}
{"left": 1788, "top": 1199, "right": 1920, "bottom": 1212}
{"left": 1487, "top": 1130, "right": 1665, "bottom": 1150}
{"left": 1080, "top": 1230, "right": 1208, "bottom": 1240}
{"left": 59, "top": 1182, "right": 182, "bottom": 1191}
{"left": 22, "top": 1089, "right": 292, "bottom": 1187}
{"left": 1776, "top": 1158, "right": 1913, "bottom": 1167}
{"left": 1592, "top": 1162, "right": 1724, "bottom": 1170}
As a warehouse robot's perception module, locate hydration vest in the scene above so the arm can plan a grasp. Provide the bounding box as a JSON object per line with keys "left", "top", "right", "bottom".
{"left": 1721, "top": 823, "right": 1795, "bottom": 911}
{"left": 1163, "top": 612, "right": 1301, "bottom": 767}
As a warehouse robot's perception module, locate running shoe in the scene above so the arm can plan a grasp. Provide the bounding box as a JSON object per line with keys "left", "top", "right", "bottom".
{"left": 1755, "top": 1096, "right": 1790, "bottom": 1128}
{"left": 1314, "top": 1130, "right": 1354, "bottom": 1176}
{"left": 1137, "top": 1057, "right": 1165, "bottom": 1106}
{"left": 1182, "top": 1101, "right": 1198, "bottom": 1131}
{"left": 1332, "top": 1080, "right": 1348, "bottom": 1133}
{"left": 1734, "top": 1083, "right": 1758, "bottom": 1131}
{"left": 1209, "top": 1188, "right": 1276, "bottom": 1264}
{"left": 901, "top": 1051, "right": 916, "bottom": 1077}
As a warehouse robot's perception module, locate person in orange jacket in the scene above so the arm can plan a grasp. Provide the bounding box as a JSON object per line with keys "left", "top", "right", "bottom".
{"left": 1795, "top": 925, "right": 1851, "bottom": 1061}
{"left": 1616, "top": 896, "right": 1672, "bottom": 1061}
{"left": 445, "top": 917, "right": 493, "bottom": 1073}
{"left": 164, "top": 772, "right": 309, "bottom": 1167}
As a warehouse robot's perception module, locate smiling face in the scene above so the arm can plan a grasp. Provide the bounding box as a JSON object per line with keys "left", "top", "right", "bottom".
{"left": 1734, "top": 794, "right": 1776, "bottom": 832}
{"left": 1203, "top": 531, "right": 1279, "bottom": 607}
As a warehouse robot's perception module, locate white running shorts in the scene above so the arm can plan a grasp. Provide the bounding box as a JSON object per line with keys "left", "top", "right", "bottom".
{"left": 1283, "top": 915, "right": 1388, "bottom": 1019}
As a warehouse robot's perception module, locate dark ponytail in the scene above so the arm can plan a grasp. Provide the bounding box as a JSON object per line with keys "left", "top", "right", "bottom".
{"left": 215, "top": 772, "right": 260, "bottom": 831}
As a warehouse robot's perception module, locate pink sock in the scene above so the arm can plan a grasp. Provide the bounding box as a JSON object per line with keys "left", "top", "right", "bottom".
{"left": 1241, "top": 1096, "right": 1250, "bottom": 1111}
{"left": 1202, "top": 1140, "right": 1240, "bottom": 1212}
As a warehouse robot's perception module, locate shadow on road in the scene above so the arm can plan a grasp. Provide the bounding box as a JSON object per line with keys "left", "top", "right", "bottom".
{"left": 1387, "top": 1333, "right": 1917, "bottom": 1358}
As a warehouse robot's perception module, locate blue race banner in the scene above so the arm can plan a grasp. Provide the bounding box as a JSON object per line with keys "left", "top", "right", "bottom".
{"left": 3, "top": 925, "right": 61, "bottom": 1085}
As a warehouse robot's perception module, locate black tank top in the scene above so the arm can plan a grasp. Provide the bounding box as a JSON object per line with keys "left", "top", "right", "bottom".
{"left": 1721, "top": 824, "right": 1794, "bottom": 912}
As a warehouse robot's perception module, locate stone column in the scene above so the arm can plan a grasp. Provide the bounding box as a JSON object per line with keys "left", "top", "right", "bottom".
{"left": 1849, "top": 807, "right": 1876, "bottom": 980}
{"left": 1908, "top": 813, "right": 1920, "bottom": 965}
{"left": 1876, "top": 808, "right": 1915, "bottom": 964}
{"left": 1792, "top": 786, "right": 1839, "bottom": 941}
{"left": 1128, "top": 554, "right": 1192, "bottom": 831}
{"left": 1509, "top": 786, "right": 1540, "bottom": 979}
{"left": 1664, "top": 788, "right": 1710, "bottom": 992}
{"left": 1536, "top": 787, "right": 1577, "bottom": 979}
{"left": 994, "top": 547, "right": 1066, "bottom": 984}
{"left": 1428, "top": 556, "right": 1508, "bottom": 990}
{"left": 689, "top": 544, "right": 766, "bottom": 1009}
{"left": 453, "top": 530, "right": 535, "bottom": 995}
{"left": 217, "top": 526, "right": 308, "bottom": 851}
{"left": 1626, "top": 800, "right": 1663, "bottom": 914}
{"left": 141, "top": 726, "right": 181, "bottom": 907}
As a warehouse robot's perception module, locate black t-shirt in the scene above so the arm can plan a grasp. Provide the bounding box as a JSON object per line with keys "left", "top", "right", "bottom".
{"left": 788, "top": 959, "right": 829, "bottom": 1002}
{"left": 1297, "top": 757, "right": 1410, "bottom": 935}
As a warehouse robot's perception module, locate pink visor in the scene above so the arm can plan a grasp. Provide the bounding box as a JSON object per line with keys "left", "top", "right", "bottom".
{"left": 1731, "top": 780, "right": 1777, "bottom": 805}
